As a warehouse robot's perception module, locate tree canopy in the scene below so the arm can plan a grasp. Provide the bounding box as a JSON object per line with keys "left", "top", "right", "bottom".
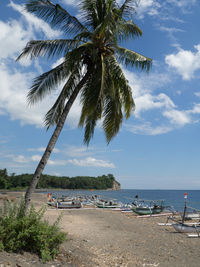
{"left": 0, "top": 169, "right": 118, "bottom": 190}
{"left": 17, "top": 0, "right": 150, "bottom": 212}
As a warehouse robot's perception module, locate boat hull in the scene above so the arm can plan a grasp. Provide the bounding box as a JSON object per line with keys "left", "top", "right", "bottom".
{"left": 96, "top": 204, "right": 121, "bottom": 209}
{"left": 131, "top": 206, "right": 163, "bottom": 215}
{"left": 173, "top": 223, "right": 200, "bottom": 233}
{"left": 48, "top": 201, "right": 82, "bottom": 209}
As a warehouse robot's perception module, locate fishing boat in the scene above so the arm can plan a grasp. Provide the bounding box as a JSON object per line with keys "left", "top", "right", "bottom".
{"left": 131, "top": 199, "right": 164, "bottom": 215}
{"left": 47, "top": 194, "right": 82, "bottom": 209}
{"left": 172, "top": 223, "right": 200, "bottom": 233}
{"left": 48, "top": 199, "right": 82, "bottom": 209}
{"left": 169, "top": 193, "right": 200, "bottom": 235}
{"left": 95, "top": 199, "right": 122, "bottom": 209}
{"left": 183, "top": 209, "right": 200, "bottom": 220}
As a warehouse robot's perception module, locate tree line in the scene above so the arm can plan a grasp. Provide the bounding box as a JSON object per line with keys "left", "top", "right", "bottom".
{"left": 0, "top": 169, "right": 118, "bottom": 190}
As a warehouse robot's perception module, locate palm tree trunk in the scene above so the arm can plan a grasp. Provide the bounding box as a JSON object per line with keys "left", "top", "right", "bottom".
{"left": 24, "top": 71, "right": 91, "bottom": 214}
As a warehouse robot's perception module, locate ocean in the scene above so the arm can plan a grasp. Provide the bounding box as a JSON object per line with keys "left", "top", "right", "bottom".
{"left": 46, "top": 189, "right": 200, "bottom": 212}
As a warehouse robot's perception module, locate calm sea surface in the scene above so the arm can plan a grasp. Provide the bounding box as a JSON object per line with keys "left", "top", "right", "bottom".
{"left": 45, "top": 189, "right": 200, "bottom": 211}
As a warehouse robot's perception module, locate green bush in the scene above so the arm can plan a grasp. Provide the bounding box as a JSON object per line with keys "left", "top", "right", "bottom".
{"left": 0, "top": 198, "right": 66, "bottom": 262}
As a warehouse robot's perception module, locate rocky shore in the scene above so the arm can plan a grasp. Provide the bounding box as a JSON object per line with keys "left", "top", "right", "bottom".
{"left": 0, "top": 192, "right": 200, "bottom": 266}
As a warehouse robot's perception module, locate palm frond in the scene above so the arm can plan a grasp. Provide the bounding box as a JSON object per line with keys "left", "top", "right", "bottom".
{"left": 102, "top": 95, "right": 123, "bottom": 143}
{"left": 16, "top": 39, "right": 81, "bottom": 61}
{"left": 104, "top": 55, "right": 135, "bottom": 118}
{"left": 117, "top": 20, "right": 142, "bottom": 41}
{"left": 44, "top": 90, "right": 65, "bottom": 128}
{"left": 115, "top": 46, "right": 152, "bottom": 71}
{"left": 74, "top": 31, "right": 92, "bottom": 42}
{"left": 44, "top": 68, "right": 81, "bottom": 128}
{"left": 80, "top": 0, "right": 100, "bottom": 30}
{"left": 100, "top": 54, "right": 105, "bottom": 103}
{"left": 106, "top": 56, "right": 135, "bottom": 119}
{"left": 82, "top": 115, "right": 97, "bottom": 145}
{"left": 78, "top": 65, "right": 103, "bottom": 144}
{"left": 79, "top": 65, "right": 102, "bottom": 125}
{"left": 27, "top": 60, "right": 71, "bottom": 105}
{"left": 120, "top": 0, "right": 137, "bottom": 18}
{"left": 25, "top": 0, "right": 87, "bottom": 35}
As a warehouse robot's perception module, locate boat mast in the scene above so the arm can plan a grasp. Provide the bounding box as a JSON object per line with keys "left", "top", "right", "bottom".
{"left": 182, "top": 192, "right": 187, "bottom": 224}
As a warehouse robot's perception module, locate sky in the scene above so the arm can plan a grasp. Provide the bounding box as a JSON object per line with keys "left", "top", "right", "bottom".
{"left": 0, "top": 0, "right": 200, "bottom": 189}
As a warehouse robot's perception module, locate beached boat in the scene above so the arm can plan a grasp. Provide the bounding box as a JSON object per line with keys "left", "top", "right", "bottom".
{"left": 172, "top": 223, "right": 200, "bottom": 233}
{"left": 184, "top": 210, "right": 200, "bottom": 220}
{"left": 166, "top": 193, "right": 200, "bottom": 235}
{"left": 131, "top": 199, "right": 164, "bottom": 215}
{"left": 47, "top": 194, "right": 82, "bottom": 209}
{"left": 95, "top": 199, "right": 122, "bottom": 209}
{"left": 48, "top": 200, "right": 82, "bottom": 209}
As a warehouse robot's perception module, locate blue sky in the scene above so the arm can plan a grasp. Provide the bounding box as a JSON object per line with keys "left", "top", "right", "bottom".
{"left": 0, "top": 0, "right": 200, "bottom": 189}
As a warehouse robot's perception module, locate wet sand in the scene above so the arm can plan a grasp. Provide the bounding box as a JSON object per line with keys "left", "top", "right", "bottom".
{"left": 0, "top": 192, "right": 200, "bottom": 267}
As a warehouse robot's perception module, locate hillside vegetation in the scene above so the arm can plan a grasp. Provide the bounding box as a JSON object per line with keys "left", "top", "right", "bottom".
{"left": 0, "top": 169, "right": 119, "bottom": 190}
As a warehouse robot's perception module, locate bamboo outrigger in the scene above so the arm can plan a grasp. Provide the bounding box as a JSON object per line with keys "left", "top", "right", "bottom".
{"left": 159, "top": 192, "right": 200, "bottom": 237}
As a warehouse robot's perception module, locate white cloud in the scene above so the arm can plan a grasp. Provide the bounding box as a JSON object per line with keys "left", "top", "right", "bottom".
{"left": 134, "top": 93, "right": 175, "bottom": 117}
{"left": 14, "top": 155, "right": 29, "bottom": 163}
{"left": 0, "top": 63, "right": 46, "bottom": 126}
{"left": 136, "top": 0, "right": 161, "bottom": 18}
{"left": 158, "top": 26, "right": 184, "bottom": 47}
{"left": 0, "top": 20, "right": 30, "bottom": 60}
{"left": 122, "top": 67, "right": 195, "bottom": 134}
{"left": 31, "top": 155, "right": 41, "bottom": 162}
{"left": 132, "top": 0, "right": 198, "bottom": 21}
{"left": 31, "top": 155, "right": 67, "bottom": 166}
{"left": 47, "top": 159, "right": 67, "bottom": 166}
{"left": 188, "top": 104, "right": 200, "bottom": 115}
{"left": 0, "top": 59, "right": 83, "bottom": 128}
{"left": 124, "top": 69, "right": 171, "bottom": 97}
{"left": 0, "top": 136, "right": 9, "bottom": 144}
{"left": 64, "top": 145, "right": 94, "bottom": 157}
{"left": 125, "top": 122, "right": 172, "bottom": 135}
{"left": 51, "top": 57, "right": 65, "bottom": 69}
{"left": 61, "top": 0, "right": 77, "bottom": 7}
{"left": 194, "top": 92, "right": 200, "bottom": 97}
{"left": 165, "top": 45, "right": 200, "bottom": 80}
{"left": 163, "top": 109, "right": 191, "bottom": 125}
{"left": 28, "top": 147, "right": 60, "bottom": 153}
{"left": 166, "top": 0, "right": 197, "bottom": 8}
{"left": 159, "top": 26, "right": 184, "bottom": 34}
{"left": 68, "top": 157, "right": 115, "bottom": 168}
{"left": 0, "top": 2, "right": 67, "bottom": 127}
{"left": 9, "top": 1, "right": 61, "bottom": 39}
{"left": 176, "top": 90, "right": 182, "bottom": 95}
{"left": 30, "top": 153, "right": 116, "bottom": 168}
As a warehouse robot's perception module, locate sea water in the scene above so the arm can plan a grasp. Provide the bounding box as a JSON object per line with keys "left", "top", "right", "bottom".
{"left": 46, "top": 189, "right": 200, "bottom": 211}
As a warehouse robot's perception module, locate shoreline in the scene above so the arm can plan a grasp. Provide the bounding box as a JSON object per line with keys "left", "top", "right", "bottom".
{"left": 0, "top": 192, "right": 200, "bottom": 266}
{"left": 0, "top": 188, "right": 120, "bottom": 193}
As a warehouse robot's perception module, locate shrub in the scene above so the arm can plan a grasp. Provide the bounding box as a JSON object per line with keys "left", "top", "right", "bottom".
{"left": 0, "top": 198, "right": 66, "bottom": 262}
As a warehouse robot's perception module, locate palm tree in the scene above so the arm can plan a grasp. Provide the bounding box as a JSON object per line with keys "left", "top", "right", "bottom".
{"left": 17, "top": 0, "right": 152, "bottom": 213}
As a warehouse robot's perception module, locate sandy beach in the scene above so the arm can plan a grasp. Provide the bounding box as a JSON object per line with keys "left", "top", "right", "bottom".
{"left": 0, "top": 192, "right": 200, "bottom": 267}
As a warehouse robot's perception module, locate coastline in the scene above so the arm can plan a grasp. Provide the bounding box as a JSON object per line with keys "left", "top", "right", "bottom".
{"left": 0, "top": 192, "right": 200, "bottom": 266}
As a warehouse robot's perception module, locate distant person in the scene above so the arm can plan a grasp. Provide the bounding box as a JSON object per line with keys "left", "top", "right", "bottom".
{"left": 135, "top": 194, "right": 139, "bottom": 199}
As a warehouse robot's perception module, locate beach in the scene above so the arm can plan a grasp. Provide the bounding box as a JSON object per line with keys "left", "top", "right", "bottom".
{"left": 0, "top": 192, "right": 200, "bottom": 267}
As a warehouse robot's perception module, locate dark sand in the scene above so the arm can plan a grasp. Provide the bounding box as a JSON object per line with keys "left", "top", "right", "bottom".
{"left": 0, "top": 192, "right": 199, "bottom": 267}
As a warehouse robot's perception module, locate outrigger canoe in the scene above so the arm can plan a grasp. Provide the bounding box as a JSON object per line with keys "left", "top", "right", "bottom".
{"left": 131, "top": 199, "right": 164, "bottom": 215}
{"left": 172, "top": 223, "right": 200, "bottom": 233}
{"left": 48, "top": 200, "right": 82, "bottom": 209}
